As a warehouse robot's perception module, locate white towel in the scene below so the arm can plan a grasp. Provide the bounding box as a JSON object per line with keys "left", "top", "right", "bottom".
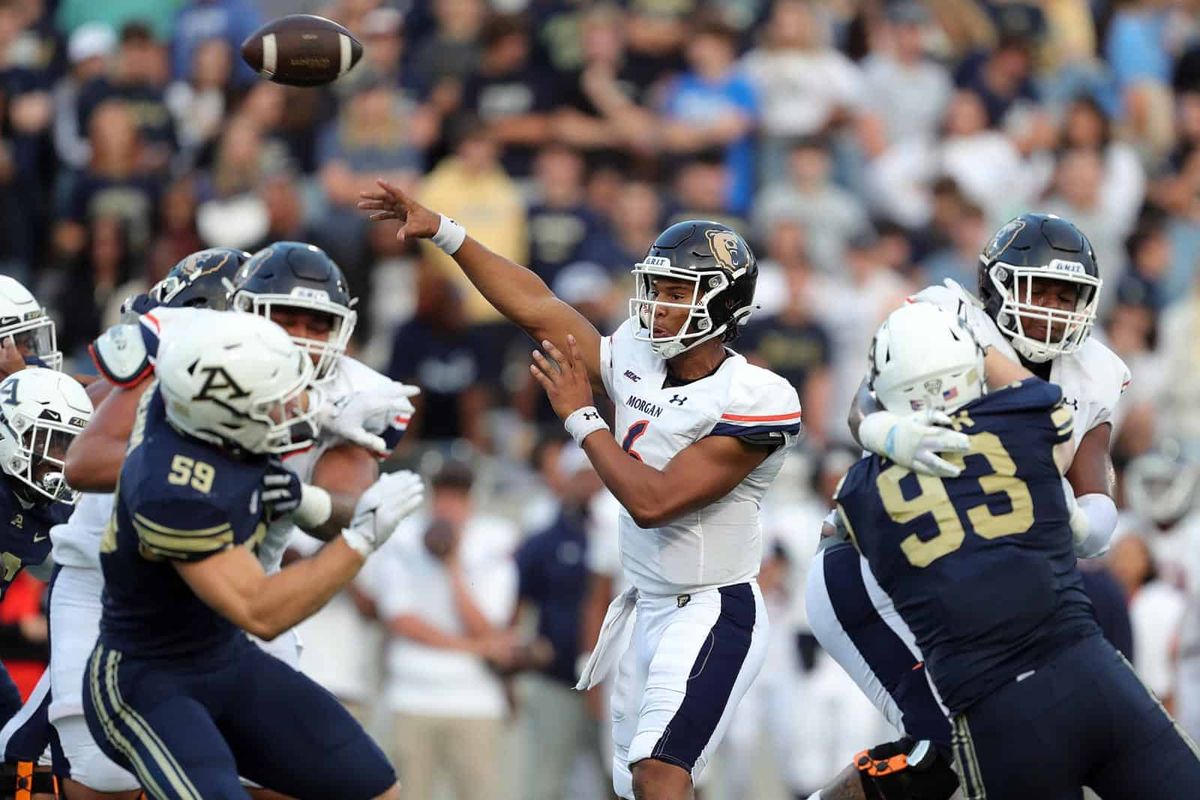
{"left": 575, "top": 586, "right": 638, "bottom": 691}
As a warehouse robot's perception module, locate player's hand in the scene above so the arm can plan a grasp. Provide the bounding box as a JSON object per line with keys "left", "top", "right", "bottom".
{"left": 529, "top": 335, "right": 593, "bottom": 420}
{"left": 260, "top": 459, "right": 303, "bottom": 520}
{"left": 0, "top": 336, "right": 27, "bottom": 379}
{"left": 342, "top": 470, "right": 426, "bottom": 558}
{"left": 357, "top": 179, "right": 441, "bottom": 242}
{"left": 859, "top": 409, "right": 970, "bottom": 478}
{"left": 315, "top": 380, "right": 418, "bottom": 455}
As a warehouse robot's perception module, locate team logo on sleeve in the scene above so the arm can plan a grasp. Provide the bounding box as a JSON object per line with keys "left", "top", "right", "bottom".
{"left": 706, "top": 230, "right": 742, "bottom": 272}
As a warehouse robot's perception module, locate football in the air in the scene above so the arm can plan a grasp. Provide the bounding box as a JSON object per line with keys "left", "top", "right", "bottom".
{"left": 241, "top": 14, "right": 363, "bottom": 87}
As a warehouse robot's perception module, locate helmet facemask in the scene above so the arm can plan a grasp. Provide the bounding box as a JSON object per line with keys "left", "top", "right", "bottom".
{"left": 232, "top": 290, "right": 357, "bottom": 382}
{"left": 987, "top": 261, "right": 1102, "bottom": 363}
{"left": 0, "top": 413, "right": 80, "bottom": 504}
{"left": 1, "top": 315, "right": 62, "bottom": 371}
{"left": 628, "top": 257, "right": 752, "bottom": 360}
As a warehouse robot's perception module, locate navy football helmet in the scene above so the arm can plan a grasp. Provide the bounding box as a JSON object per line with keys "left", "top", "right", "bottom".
{"left": 150, "top": 248, "right": 251, "bottom": 310}
{"left": 230, "top": 242, "right": 357, "bottom": 381}
{"left": 977, "top": 213, "right": 1102, "bottom": 363}
{"left": 629, "top": 220, "right": 758, "bottom": 359}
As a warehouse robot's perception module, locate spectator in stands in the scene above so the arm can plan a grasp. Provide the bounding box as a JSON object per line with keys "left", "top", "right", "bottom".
{"left": 316, "top": 77, "right": 431, "bottom": 273}
{"left": 739, "top": 221, "right": 833, "bottom": 446}
{"left": 1109, "top": 532, "right": 1187, "bottom": 711}
{"left": 920, "top": 199, "right": 989, "bottom": 288}
{"left": 1105, "top": 0, "right": 1177, "bottom": 160}
{"left": 860, "top": 1, "right": 952, "bottom": 153}
{"left": 458, "top": 13, "right": 556, "bottom": 179}
{"left": 515, "top": 442, "right": 610, "bottom": 800}
{"left": 386, "top": 268, "right": 489, "bottom": 451}
{"left": 419, "top": 116, "right": 527, "bottom": 328}
{"left": 552, "top": 3, "right": 645, "bottom": 159}
{"left": 372, "top": 460, "right": 519, "bottom": 800}
{"left": 193, "top": 114, "right": 276, "bottom": 249}
{"left": 1044, "top": 147, "right": 1131, "bottom": 301}
{"left": 752, "top": 136, "right": 869, "bottom": 275}
{"left": 165, "top": 37, "right": 233, "bottom": 165}
{"left": 1062, "top": 95, "right": 1146, "bottom": 235}
{"left": 335, "top": 6, "right": 409, "bottom": 97}
{"left": 77, "top": 22, "right": 175, "bottom": 174}
{"left": 147, "top": 176, "right": 202, "bottom": 282}
{"left": 409, "top": 0, "right": 485, "bottom": 113}
{"left": 593, "top": 178, "right": 664, "bottom": 275}
{"left": 954, "top": 32, "right": 1040, "bottom": 127}
{"left": 526, "top": 144, "right": 612, "bottom": 287}
{"left": 658, "top": 15, "right": 758, "bottom": 213}
{"left": 53, "top": 23, "right": 115, "bottom": 172}
{"left": 56, "top": 100, "right": 159, "bottom": 269}
{"left": 170, "top": 0, "right": 262, "bottom": 87}
{"left": 741, "top": 0, "right": 864, "bottom": 178}
{"left": 669, "top": 152, "right": 746, "bottom": 231}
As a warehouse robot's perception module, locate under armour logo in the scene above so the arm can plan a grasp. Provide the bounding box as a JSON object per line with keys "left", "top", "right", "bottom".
{"left": 624, "top": 370, "right": 641, "bottom": 383}
{"left": 583, "top": 411, "right": 600, "bottom": 421}
{"left": 668, "top": 395, "right": 687, "bottom": 406}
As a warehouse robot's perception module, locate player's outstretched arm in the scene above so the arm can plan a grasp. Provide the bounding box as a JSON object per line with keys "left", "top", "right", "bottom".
{"left": 178, "top": 471, "right": 424, "bottom": 641}
{"left": 531, "top": 337, "right": 770, "bottom": 528}
{"left": 358, "top": 179, "right": 605, "bottom": 391}
{"left": 63, "top": 378, "right": 153, "bottom": 492}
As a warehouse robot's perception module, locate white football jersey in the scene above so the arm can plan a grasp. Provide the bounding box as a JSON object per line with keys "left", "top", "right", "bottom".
{"left": 56, "top": 309, "right": 408, "bottom": 574}
{"left": 258, "top": 354, "right": 407, "bottom": 572}
{"left": 600, "top": 319, "right": 801, "bottom": 596}
{"left": 913, "top": 280, "right": 1131, "bottom": 450}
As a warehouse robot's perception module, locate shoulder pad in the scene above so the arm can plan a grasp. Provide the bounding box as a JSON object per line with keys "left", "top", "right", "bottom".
{"left": 90, "top": 324, "right": 152, "bottom": 387}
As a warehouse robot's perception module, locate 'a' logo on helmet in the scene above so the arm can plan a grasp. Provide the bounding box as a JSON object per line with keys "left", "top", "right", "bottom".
{"left": 193, "top": 366, "right": 250, "bottom": 404}
{"left": 705, "top": 230, "right": 741, "bottom": 272}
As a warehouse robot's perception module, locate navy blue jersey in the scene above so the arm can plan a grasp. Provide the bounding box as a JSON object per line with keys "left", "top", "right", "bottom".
{"left": 98, "top": 387, "right": 270, "bottom": 658}
{"left": 838, "top": 378, "right": 1098, "bottom": 713}
{"left": 0, "top": 480, "right": 68, "bottom": 600}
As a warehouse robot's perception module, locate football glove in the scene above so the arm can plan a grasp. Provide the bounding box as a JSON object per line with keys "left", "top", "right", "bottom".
{"left": 859, "top": 410, "right": 971, "bottom": 478}
{"left": 260, "top": 460, "right": 303, "bottom": 519}
{"left": 856, "top": 737, "right": 959, "bottom": 800}
{"left": 315, "top": 381, "right": 419, "bottom": 454}
{"left": 260, "top": 460, "right": 332, "bottom": 529}
{"left": 342, "top": 470, "right": 425, "bottom": 557}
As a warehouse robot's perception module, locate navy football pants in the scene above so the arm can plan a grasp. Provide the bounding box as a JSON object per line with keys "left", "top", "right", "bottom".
{"left": 952, "top": 633, "right": 1200, "bottom": 800}
{"left": 83, "top": 637, "right": 395, "bottom": 800}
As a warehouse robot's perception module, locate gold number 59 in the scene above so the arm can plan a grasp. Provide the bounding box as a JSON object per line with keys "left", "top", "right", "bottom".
{"left": 167, "top": 454, "right": 216, "bottom": 494}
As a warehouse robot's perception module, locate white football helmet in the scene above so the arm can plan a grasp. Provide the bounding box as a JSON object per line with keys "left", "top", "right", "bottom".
{"left": 155, "top": 310, "right": 320, "bottom": 455}
{"left": 0, "top": 367, "right": 92, "bottom": 504}
{"left": 0, "top": 276, "right": 62, "bottom": 371}
{"left": 1125, "top": 441, "right": 1200, "bottom": 526}
{"left": 870, "top": 303, "right": 986, "bottom": 415}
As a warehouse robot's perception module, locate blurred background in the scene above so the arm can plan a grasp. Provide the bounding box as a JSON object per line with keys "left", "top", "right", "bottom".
{"left": 1, "top": 0, "right": 1200, "bottom": 798}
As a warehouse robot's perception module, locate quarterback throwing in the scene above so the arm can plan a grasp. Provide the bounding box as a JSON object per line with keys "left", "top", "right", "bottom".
{"left": 361, "top": 182, "right": 800, "bottom": 800}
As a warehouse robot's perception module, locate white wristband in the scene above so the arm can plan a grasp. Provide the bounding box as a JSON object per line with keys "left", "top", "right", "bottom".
{"left": 564, "top": 406, "right": 608, "bottom": 446}
{"left": 294, "top": 484, "right": 333, "bottom": 529}
{"left": 432, "top": 214, "right": 466, "bottom": 255}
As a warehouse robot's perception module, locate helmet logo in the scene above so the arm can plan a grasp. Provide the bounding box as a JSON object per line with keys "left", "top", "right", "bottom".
{"left": 193, "top": 365, "right": 250, "bottom": 404}
{"left": 705, "top": 230, "right": 741, "bottom": 272}
{"left": 983, "top": 218, "right": 1026, "bottom": 260}
{"left": 924, "top": 378, "right": 943, "bottom": 395}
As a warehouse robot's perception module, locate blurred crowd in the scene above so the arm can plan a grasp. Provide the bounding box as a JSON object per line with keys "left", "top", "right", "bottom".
{"left": 3, "top": 0, "right": 1200, "bottom": 797}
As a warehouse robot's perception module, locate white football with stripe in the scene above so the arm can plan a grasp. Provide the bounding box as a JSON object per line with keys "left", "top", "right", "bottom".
{"left": 241, "top": 14, "right": 363, "bottom": 87}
